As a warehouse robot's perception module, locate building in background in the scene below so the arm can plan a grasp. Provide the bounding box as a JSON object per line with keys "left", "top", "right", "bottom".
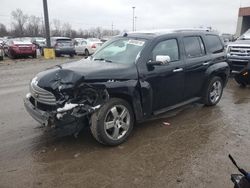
{"left": 236, "top": 7, "right": 250, "bottom": 37}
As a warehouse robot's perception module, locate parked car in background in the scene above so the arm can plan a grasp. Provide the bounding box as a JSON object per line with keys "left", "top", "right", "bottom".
{"left": 51, "top": 37, "right": 75, "bottom": 57}
{"left": 24, "top": 29, "right": 229, "bottom": 145}
{"left": 101, "top": 36, "right": 112, "bottom": 43}
{"left": 226, "top": 29, "right": 250, "bottom": 72}
{"left": 73, "top": 38, "right": 85, "bottom": 45}
{"left": 4, "top": 38, "right": 37, "bottom": 59}
{"left": 0, "top": 40, "right": 4, "bottom": 61}
{"left": 221, "top": 33, "right": 234, "bottom": 43}
{"left": 32, "top": 37, "right": 46, "bottom": 48}
{"left": 75, "top": 38, "right": 102, "bottom": 56}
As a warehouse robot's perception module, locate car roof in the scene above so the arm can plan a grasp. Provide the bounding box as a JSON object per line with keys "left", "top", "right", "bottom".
{"left": 125, "top": 28, "right": 218, "bottom": 39}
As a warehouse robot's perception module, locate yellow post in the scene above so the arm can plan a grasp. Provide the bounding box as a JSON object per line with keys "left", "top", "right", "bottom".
{"left": 43, "top": 48, "right": 55, "bottom": 59}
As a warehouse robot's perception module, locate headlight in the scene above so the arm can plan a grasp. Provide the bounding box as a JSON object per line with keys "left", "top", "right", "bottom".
{"left": 31, "top": 76, "right": 38, "bottom": 85}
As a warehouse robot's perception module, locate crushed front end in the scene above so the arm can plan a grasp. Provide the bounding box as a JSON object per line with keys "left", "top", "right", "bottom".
{"left": 24, "top": 75, "right": 109, "bottom": 136}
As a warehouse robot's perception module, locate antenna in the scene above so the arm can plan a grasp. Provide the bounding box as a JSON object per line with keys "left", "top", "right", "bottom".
{"left": 229, "top": 154, "right": 248, "bottom": 176}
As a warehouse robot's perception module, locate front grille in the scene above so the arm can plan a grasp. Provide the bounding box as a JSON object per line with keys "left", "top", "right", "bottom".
{"left": 229, "top": 46, "right": 250, "bottom": 57}
{"left": 30, "top": 96, "right": 56, "bottom": 111}
{"left": 30, "top": 82, "right": 57, "bottom": 105}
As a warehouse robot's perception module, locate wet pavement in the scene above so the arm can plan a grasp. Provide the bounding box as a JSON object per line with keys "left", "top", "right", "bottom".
{"left": 0, "top": 58, "right": 250, "bottom": 188}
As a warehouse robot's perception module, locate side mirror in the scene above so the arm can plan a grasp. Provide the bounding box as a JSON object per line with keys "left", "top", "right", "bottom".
{"left": 147, "top": 55, "right": 171, "bottom": 66}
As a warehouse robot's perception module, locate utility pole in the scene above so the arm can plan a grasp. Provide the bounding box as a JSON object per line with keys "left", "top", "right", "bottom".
{"left": 132, "top": 6, "right": 135, "bottom": 32}
{"left": 135, "top": 16, "right": 137, "bottom": 31}
{"left": 111, "top": 22, "right": 114, "bottom": 36}
{"left": 43, "top": 0, "right": 51, "bottom": 47}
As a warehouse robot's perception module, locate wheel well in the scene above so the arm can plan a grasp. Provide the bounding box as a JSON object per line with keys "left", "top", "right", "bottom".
{"left": 109, "top": 93, "right": 133, "bottom": 109}
{"left": 109, "top": 93, "right": 137, "bottom": 119}
{"left": 212, "top": 72, "right": 227, "bottom": 86}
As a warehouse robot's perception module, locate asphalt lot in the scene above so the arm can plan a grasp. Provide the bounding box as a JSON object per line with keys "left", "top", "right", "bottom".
{"left": 0, "top": 57, "right": 250, "bottom": 188}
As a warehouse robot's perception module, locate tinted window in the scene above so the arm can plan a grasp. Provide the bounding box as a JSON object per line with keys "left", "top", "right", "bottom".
{"left": 152, "top": 39, "right": 179, "bottom": 62}
{"left": 183, "top": 36, "right": 205, "bottom": 58}
{"left": 206, "top": 35, "right": 224, "bottom": 54}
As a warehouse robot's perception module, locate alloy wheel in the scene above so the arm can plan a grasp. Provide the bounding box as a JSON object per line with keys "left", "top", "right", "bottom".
{"left": 209, "top": 81, "right": 222, "bottom": 104}
{"left": 104, "top": 105, "right": 131, "bottom": 140}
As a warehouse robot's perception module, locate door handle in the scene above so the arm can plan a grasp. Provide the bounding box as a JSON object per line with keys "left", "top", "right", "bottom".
{"left": 173, "top": 68, "right": 184, "bottom": 73}
{"left": 202, "top": 62, "right": 210, "bottom": 66}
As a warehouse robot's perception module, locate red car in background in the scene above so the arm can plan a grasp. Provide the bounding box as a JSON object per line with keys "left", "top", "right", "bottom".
{"left": 4, "top": 39, "right": 37, "bottom": 59}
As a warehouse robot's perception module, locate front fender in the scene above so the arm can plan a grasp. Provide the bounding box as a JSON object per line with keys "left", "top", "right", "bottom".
{"left": 101, "top": 80, "right": 144, "bottom": 121}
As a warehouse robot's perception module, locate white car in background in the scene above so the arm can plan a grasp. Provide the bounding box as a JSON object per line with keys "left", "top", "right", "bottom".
{"left": 75, "top": 38, "right": 103, "bottom": 56}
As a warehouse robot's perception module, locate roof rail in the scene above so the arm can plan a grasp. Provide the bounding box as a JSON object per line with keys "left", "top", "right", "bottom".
{"left": 127, "top": 27, "right": 215, "bottom": 35}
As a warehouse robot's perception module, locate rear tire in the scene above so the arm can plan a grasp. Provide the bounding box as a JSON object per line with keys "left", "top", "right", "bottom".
{"left": 9, "top": 53, "right": 15, "bottom": 59}
{"left": 55, "top": 52, "right": 60, "bottom": 57}
{"left": 90, "top": 98, "right": 134, "bottom": 146}
{"left": 85, "top": 49, "right": 89, "bottom": 57}
{"left": 32, "top": 53, "right": 37, "bottom": 58}
{"left": 69, "top": 54, "right": 74, "bottom": 58}
{"left": 202, "top": 76, "right": 223, "bottom": 106}
{"left": 234, "top": 74, "right": 247, "bottom": 87}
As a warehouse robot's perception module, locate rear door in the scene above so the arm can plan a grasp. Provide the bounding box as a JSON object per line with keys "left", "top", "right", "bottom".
{"left": 182, "top": 35, "right": 211, "bottom": 100}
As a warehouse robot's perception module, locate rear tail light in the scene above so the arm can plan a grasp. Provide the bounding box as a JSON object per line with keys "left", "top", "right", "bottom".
{"left": 32, "top": 45, "right": 36, "bottom": 50}
{"left": 91, "top": 44, "right": 96, "bottom": 48}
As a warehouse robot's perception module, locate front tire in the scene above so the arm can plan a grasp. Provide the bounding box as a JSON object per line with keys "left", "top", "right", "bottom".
{"left": 90, "top": 98, "right": 134, "bottom": 146}
{"left": 202, "top": 76, "right": 223, "bottom": 106}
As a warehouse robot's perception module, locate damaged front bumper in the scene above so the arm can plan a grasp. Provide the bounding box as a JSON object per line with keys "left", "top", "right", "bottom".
{"left": 24, "top": 93, "right": 102, "bottom": 135}
{"left": 24, "top": 95, "right": 52, "bottom": 126}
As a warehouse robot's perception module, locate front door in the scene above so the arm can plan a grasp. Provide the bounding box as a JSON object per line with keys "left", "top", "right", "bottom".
{"left": 139, "top": 38, "right": 185, "bottom": 111}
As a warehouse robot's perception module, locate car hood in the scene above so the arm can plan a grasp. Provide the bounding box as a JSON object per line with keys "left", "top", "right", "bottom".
{"left": 228, "top": 40, "right": 250, "bottom": 46}
{"left": 36, "top": 59, "right": 138, "bottom": 92}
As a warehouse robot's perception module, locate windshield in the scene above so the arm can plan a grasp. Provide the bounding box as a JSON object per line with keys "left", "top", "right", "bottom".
{"left": 92, "top": 38, "right": 146, "bottom": 64}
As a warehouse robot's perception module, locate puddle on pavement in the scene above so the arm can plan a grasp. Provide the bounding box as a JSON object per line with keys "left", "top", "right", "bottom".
{"left": 234, "top": 97, "right": 250, "bottom": 104}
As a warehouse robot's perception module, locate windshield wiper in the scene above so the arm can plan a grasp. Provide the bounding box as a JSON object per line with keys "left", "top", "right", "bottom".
{"left": 93, "top": 58, "right": 112, "bottom": 63}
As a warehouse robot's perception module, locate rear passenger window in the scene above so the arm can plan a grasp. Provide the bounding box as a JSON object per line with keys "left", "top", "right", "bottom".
{"left": 206, "top": 35, "right": 224, "bottom": 54}
{"left": 183, "top": 36, "right": 205, "bottom": 58}
{"left": 152, "top": 39, "right": 179, "bottom": 62}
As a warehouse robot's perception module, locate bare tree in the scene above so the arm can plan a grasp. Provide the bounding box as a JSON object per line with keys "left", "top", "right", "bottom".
{"left": 0, "top": 23, "right": 8, "bottom": 37}
{"left": 52, "top": 19, "right": 62, "bottom": 36}
{"left": 6, "top": 9, "right": 121, "bottom": 38}
{"left": 11, "top": 9, "right": 28, "bottom": 36}
{"left": 26, "top": 15, "right": 42, "bottom": 36}
{"left": 62, "top": 23, "right": 72, "bottom": 37}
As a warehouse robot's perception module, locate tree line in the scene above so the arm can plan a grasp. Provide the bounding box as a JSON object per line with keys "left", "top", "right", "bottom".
{"left": 0, "top": 9, "right": 121, "bottom": 38}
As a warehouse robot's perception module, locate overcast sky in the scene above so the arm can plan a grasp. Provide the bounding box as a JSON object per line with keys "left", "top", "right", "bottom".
{"left": 1, "top": 0, "right": 250, "bottom": 34}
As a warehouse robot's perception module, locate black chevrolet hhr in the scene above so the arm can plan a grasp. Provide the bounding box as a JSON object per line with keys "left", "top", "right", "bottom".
{"left": 24, "top": 29, "right": 230, "bottom": 145}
